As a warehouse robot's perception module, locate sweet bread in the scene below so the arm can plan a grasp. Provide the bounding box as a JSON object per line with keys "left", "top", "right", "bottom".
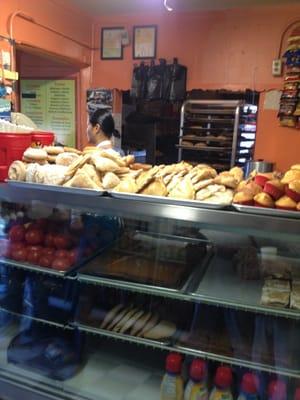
{"left": 79, "top": 164, "right": 102, "bottom": 187}
{"left": 100, "top": 304, "right": 124, "bottom": 329}
{"left": 63, "top": 146, "right": 82, "bottom": 155}
{"left": 123, "top": 155, "right": 135, "bottom": 166}
{"left": 23, "top": 148, "right": 48, "bottom": 162}
{"left": 214, "top": 172, "right": 239, "bottom": 189}
{"left": 130, "top": 312, "right": 152, "bottom": 336}
{"left": 92, "top": 156, "right": 119, "bottom": 173}
{"left": 102, "top": 172, "right": 120, "bottom": 189}
{"left": 56, "top": 152, "right": 80, "bottom": 167}
{"left": 100, "top": 149, "right": 126, "bottom": 167}
{"left": 168, "top": 176, "right": 195, "bottom": 200}
{"left": 114, "top": 177, "right": 138, "bottom": 193}
{"left": 63, "top": 170, "right": 101, "bottom": 190}
{"left": 193, "top": 178, "right": 214, "bottom": 191}
{"left": 140, "top": 178, "right": 168, "bottom": 197}
{"left": 8, "top": 161, "right": 27, "bottom": 181}
{"left": 281, "top": 169, "right": 300, "bottom": 184}
{"left": 47, "top": 155, "right": 57, "bottom": 164}
{"left": 196, "top": 184, "right": 225, "bottom": 201}
{"left": 143, "top": 320, "right": 176, "bottom": 339}
{"left": 42, "top": 165, "right": 68, "bottom": 186}
{"left": 65, "top": 154, "right": 91, "bottom": 178}
{"left": 137, "top": 314, "right": 159, "bottom": 337}
{"left": 25, "top": 163, "right": 40, "bottom": 183}
{"left": 130, "top": 163, "right": 152, "bottom": 171}
{"left": 254, "top": 192, "right": 274, "bottom": 208}
{"left": 43, "top": 146, "right": 64, "bottom": 155}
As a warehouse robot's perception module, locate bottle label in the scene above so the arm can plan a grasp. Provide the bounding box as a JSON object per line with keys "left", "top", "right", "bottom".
{"left": 190, "top": 384, "right": 208, "bottom": 400}
{"left": 209, "top": 389, "right": 233, "bottom": 400}
{"left": 161, "top": 374, "right": 183, "bottom": 400}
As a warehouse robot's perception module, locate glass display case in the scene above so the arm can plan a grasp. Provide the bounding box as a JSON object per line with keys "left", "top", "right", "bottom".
{"left": 0, "top": 184, "right": 299, "bottom": 399}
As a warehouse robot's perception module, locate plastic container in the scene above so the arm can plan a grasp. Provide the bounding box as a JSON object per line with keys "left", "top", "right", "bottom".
{"left": 31, "top": 131, "right": 54, "bottom": 147}
{"left": 209, "top": 366, "right": 233, "bottom": 400}
{"left": 184, "top": 359, "right": 208, "bottom": 400}
{"left": 268, "top": 380, "right": 287, "bottom": 400}
{"left": 161, "top": 352, "right": 184, "bottom": 400}
{"left": 0, "top": 131, "right": 54, "bottom": 181}
{"left": 237, "top": 372, "right": 259, "bottom": 400}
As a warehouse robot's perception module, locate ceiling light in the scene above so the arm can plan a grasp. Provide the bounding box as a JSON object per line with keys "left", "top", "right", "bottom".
{"left": 164, "top": 0, "right": 173, "bottom": 12}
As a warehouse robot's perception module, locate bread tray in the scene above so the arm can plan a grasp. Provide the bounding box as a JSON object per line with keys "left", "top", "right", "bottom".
{"left": 6, "top": 180, "right": 105, "bottom": 196}
{"left": 109, "top": 192, "right": 230, "bottom": 209}
{"left": 233, "top": 204, "right": 300, "bottom": 219}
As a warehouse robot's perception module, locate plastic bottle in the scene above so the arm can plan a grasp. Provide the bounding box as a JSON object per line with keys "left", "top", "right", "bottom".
{"left": 268, "top": 380, "right": 287, "bottom": 400}
{"left": 209, "top": 366, "right": 233, "bottom": 400}
{"left": 161, "top": 352, "right": 184, "bottom": 400}
{"left": 237, "top": 372, "right": 259, "bottom": 400}
{"left": 184, "top": 358, "right": 208, "bottom": 400}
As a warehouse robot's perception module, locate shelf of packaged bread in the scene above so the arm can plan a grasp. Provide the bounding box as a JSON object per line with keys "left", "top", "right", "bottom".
{"left": 0, "top": 305, "right": 71, "bottom": 330}
{"left": 73, "top": 323, "right": 300, "bottom": 379}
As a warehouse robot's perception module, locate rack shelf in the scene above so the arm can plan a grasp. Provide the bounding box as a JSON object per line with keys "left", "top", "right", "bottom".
{"left": 74, "top": 323, "right": 300, "bottom": 379}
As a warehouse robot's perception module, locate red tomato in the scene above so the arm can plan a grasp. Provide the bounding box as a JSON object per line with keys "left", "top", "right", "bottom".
{"left": 55, "top": 249, "right": 70, "bottom": 259}
{"left": 68, "top": 248, "right": 80, "bottom": 265}
{"left": 52, "top": 257, "right": 72, "bottom": 271}
{"left": 0, "top": 239, "right": 10, "bottom": 258}
{"left": 25, "top": 229, "right": 44, "bottom": 245}
{"left": 42, "top": 247, "right": 55, "bottom": 257}
{"left": 11, "top": 247, "right": 28, "bottom": 262}
{"left": 44, "top": 233, "right": 55, "bottom": 248}
{"left": 53, "top": 234, "right": 72, "bottom": 250}
{"left": 27, "top": 248, "right": 41, "bottom": 264}
{"left": 39, "top": 255, "right": 54, "bottom": 268}
{"left": 9, "top": 225, "right": 26, "bottom": 242}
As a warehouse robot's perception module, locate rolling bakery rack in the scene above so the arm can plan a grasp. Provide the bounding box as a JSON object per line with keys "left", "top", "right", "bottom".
{"left": 177, "top": 100, "right": 256, "bottom": 170}
{"left": 0, "top": 183, "right": 298, "bottom": 399}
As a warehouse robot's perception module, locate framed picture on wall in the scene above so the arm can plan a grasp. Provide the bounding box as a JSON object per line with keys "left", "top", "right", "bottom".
{"left": 101, "top": 27, "right": 124, "bottom": 60}
{"left": 133, "top": 25, "right": 157, "bottom": 59}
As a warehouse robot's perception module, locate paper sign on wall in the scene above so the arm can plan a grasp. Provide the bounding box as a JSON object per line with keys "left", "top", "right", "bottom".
{"left": 20, "top": 79, "right": 76, "bottom": 147}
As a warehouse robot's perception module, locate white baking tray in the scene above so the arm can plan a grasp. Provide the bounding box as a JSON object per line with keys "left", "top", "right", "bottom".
{"left": 7, "top": 180, "right": 104, "bottom": 196}
{"left": 110, "top": 192, "right": 229, "bottom": 209}
{"left": 233, "top": 203, "right": 300, "bottom": 219}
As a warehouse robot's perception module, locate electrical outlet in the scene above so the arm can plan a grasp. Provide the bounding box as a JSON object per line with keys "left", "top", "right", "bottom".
{"left": 272, "top": 59, "right": 283, "bottom": 76}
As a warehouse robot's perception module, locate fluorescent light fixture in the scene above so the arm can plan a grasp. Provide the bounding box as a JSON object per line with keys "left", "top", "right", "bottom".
{"left": 164, "top": 0, "right": 173, "bottom": 12}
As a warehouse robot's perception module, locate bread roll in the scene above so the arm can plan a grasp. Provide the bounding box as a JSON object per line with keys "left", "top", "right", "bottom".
{"left": 106, "top": 306, "right": 132, "bottom": 331}
{"left": 23, "top": 148, "right": 48, "bottom": 161}
{"left": 143, "top": 320, "right": 177, "bottom": 339}
{"left": 119, "top": 309, "right": 145, "bottom": 334}
{"left": 100, "top": 304, "right": 124, "bottom": 329}
{"left": 137, "top": 314, "right": 159, "bottom": 337}
{"left": 8, "top": 161, "right": 27, "bottom": 181}
{"left": 130, "top": 312, "right": 152, "bottom": 336}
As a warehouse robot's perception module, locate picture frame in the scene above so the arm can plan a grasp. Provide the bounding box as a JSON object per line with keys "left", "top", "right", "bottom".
{"left": 133, "top": 25, "right": 157, "bottom": 60}
{"left": 101, "top": 27, "right": 124, "bottom": 60}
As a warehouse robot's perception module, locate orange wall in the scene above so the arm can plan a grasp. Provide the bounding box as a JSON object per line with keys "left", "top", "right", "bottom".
{"left": 91, "top": 5, "right": 300, "bottom": 170}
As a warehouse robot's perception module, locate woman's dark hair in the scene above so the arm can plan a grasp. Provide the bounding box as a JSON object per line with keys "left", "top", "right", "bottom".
{"left": 89, "top": 108, "right": 120, "bottom": 139}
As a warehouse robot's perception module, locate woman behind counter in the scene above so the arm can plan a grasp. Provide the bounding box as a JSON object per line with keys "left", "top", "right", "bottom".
{"left": 87, "top": 108, "right": 123, "bottom": 154}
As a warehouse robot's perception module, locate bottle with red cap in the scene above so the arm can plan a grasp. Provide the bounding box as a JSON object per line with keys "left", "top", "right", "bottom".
{"left": 184, "top": 358, "right": 208, "bottom": 400}
{"left": 294, "top": 388, "right": 300, "bottom": 400}
{"left": 161, "top": 352, "right": 184, "bottom": 400}
{"left": 209, "top": 366, "right": 233, "bottom": 400}
{"left": 268, "top": 380, "right": 287, "bottom": 400}
{"left": 237, "top": 372, "right": 260, "bottom": 400}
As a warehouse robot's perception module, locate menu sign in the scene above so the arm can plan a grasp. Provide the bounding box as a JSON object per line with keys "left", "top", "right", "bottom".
{"left": 20, "top": 79, "right": 75, "bottom": 147}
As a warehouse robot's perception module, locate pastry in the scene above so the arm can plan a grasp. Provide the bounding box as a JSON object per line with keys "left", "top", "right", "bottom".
{"left": 181, "top": 141, "right": 193, "bottom": 147}
{"left": 63, "top": 146, "right": 82, "bottom": 155}
{"left": 196, "top": 184, "right": 225, "bottom": 201}
{"left": 113, "top": 307, "right": 139, "bottom": 333}
{"left": 193, "top": 178, "right": 214, "bottom": 191}
{"left": 23, "top": 156, "right": 47, "bottom": 165}
{"left": 123, "top": 154, "right": 135, "bottom": 166}
{"left": 115, "top": 167, "right": 130, "bottom": 175}
{"left": 63, "top": 170, "right": 100, "bottom": 190}
{"left": 286, "top": 180, "right": 300, "bottom": 202}
{"left": 56, "top": 152, "right": 80, "bottom": 167}
{"left": 291, "top": 164, "right": 300, "bottom": 171}
{"left": 275, "top": 195, "right": 297, "bottom": 211}
{"left": 92, "top": 156, "right": 119, "bottom": 173}
{"left": 99, "top": 149, "right": 126, "bottom": 167}
{"left": 43, "top": 146, "right": 64, "bottom": 155}
{"left": 140, "top": 178, "right": 168, "bottom": 197}
{"left": 136, "top": 167, "right": 160, "bottom": 192}
{"left": 137, "top": 314, "right": 159, "bottom": 337}
{"left": 23, "top": 148, "right": 48, "bottom": 162}
{"left": 25, "top": 163, "right": 40, "bottom": 183}
{"left": 254, "top": 192, "right": 274, "bottom": 208}
{"left": 201, "top": 189, "right": 233, "bottom": 205}
{"left": 297, "top": 202, "right": 300, "bottom": 211}
{"left": 263, "top": 179, "right": 285, "bottom": 200}
{"left": 290, "top": 280, "right": 300, "bottom": 310}
{"left": 229, "top": 167, "right": 244, "bottom": 183}
{"left": 106, "top": 306, "right": 132, "bottom": 331}
{"left": 194, "top": 142, "right": 206, "bottom": 148}
{"left": 281, "top": 169, "right": 300, "bottom": 185}
{"left": 167, "top": 171, "right": 188, "bottom": 192}
{"left": 143, "top": 320, "right": 176, "bottom": 339}
{"left": 102, "top": 172, "right": 120, "bottom": 189}
{"left": 8, "top": 161, "right": 27, "bottom": 181}
{"left": 114, "top": 177, "right": 138, "bottom": 193}
{"left": 254, "top": 173, "right": 273, "bottom": 188}
{"left": 42, "top": 165, "right": 67, "bottom": 185}
{"left": 65, "top": 154, "right": 91, "bottom": 178}
{"left": 214, "top": 173, "right": 239, "bottom": 189}
{"left": 100, "top": 304, "right": 124, "bottom": 329}
{"left": 47, "top": 155, "right": 57, "bottom": 164}
{"left": 130, "top": 312, "right": 152, "bottom": 336}
{"left": 80, "top": 164, "right": 102, "bottom": 187}
{"left": 233, "top": 190, "right": 254, "bottom": 206}
{"left": 130, "top": 163, "right": 152, "bottom": 171}
{"left": 119, "top": 309, "right": 145, "bottom": 334}
{"left": 261, "top": 279, "right": 290, "bottom": 307}
{"left": 168, "top": 176, "right": 195, "bottom": 200}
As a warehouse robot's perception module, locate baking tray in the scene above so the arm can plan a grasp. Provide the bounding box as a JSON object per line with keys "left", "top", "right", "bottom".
{"left": 78, "top": 232, "right": 213, "bottom": 294}
{"left": 109, "top": 192, "right": 230, "bottom": 209}
{"left": 233, "top": 204, "right": 300, "bottom": 219}
{"left": 7, "top": 180, "right": 105, "bottom": 196}
{"left": 177, "top": 145, "right": 232, "bottom": 152}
